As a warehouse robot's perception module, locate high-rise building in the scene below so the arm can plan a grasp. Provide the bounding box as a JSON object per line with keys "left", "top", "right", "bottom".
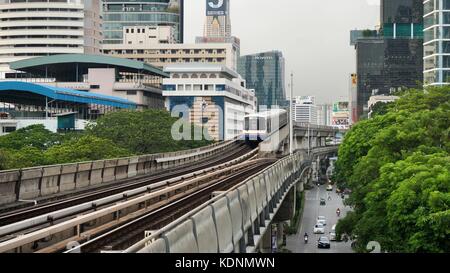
{"left": 351, "top": 0, "right": 423, "bottom": 120}
{"left": 317, "top": 104, "right": 332, "bottom": 126}
{"left": 238, "top": 51, "right": 286, "bottom": 108}
{"left": 292, "top": 96, "right": 317, "bottom": 125}
{"left": 0, "top": 0, "right": 103, "bottom": 78}
{"left": 381, "top": 0, "right": 423, "bottom": 37}
{"left": 162, "top": 64, "right": 257, "bottom": 140}
{"left": 204, "top": 0, "right": 231, "bottom": 39}
{"left": 423, "top": 0, "right": 450, "bottom": 85}
{"left": 102, "top": 0, "right": 184, "bottom": 45}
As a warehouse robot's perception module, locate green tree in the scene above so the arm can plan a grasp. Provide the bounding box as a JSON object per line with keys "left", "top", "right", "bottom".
{"left": 333, "top": 86, "right": 450, "bottom": 253}
{"left": 86, "top": 109, "right": 213, "bottom": 154}
{"left": 0, "top": 124, "right": 62, "bottom": 150}
{"left": 5, "top": 146, "right": 48, "bottom": 169}
{"left": 45, "top": 135, "right": 132, "bottom": 164}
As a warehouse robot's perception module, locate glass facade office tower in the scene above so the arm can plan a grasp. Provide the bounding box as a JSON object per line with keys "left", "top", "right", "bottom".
{"left": 238, "top": 51, "right": 286, "bottom": 108}
{"left": 102, "top": 0, "right": 184, "bottom": 44}
{"left": 356, "top": 38, "right": 423, "bottom": 119}
{"left": 424, "top": 0, "right": 450, "bottom": 85}
{"left": 353, "top": 0, "right": 423, "bottom": 120}
{"left": 381, "top": 0, "right": 424, "bottom": 37}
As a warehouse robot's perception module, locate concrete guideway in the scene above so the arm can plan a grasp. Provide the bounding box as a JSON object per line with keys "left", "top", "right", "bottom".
{"left": 0, "top": 148, "right": 260, "bottom": 253}
{"left": 125, "top": 146, "right": 338, "bottom": 253}
{"left": 0, "top": 139, "right": 239, "bottom": 207}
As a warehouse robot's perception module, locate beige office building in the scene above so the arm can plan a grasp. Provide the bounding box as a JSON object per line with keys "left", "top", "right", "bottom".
{"left": 103, "top": 42, "right": 239, "bottom": 71}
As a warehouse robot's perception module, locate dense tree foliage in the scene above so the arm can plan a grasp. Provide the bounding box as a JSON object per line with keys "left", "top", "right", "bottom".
{"left": 86, "top": 109, "right": 212, "bottom": 154}
{"left": 45, "top": 135, "right": 132, "bottom": 164}
{"left": 334, "top": 87, "right": 450, "bottom": 253}
{"left": 0, "top": 110, "right": 213, "bottom": 170}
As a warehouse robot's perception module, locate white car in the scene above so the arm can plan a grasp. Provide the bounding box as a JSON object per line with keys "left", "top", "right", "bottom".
{"left": 313, "top": 223, "right": 325, "bottom": 234}
{"left": 317, "top": 216, "right": 327, "bottom": 226}
{"left": 330, "top": 224, "right": 337, "bottom": 241}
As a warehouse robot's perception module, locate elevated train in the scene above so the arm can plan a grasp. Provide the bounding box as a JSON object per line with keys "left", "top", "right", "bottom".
{"left": 242, "top": 109, "right": 288, "bottom": 141}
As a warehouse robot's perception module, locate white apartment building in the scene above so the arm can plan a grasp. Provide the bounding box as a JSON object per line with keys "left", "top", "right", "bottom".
{"left": 0, "top": 0, "right": 102, "bottom": 78}
{"left": 103, "top": 41, "right": 239, "bottom": 71}
{"left": 162, "top": 64, "right": 257, "bottom": 140}
{"left": 292, "top": 96, "right": 318, "bottom": 125}
{"left": 123, "top": 26, "right": 176, "bottom": 46}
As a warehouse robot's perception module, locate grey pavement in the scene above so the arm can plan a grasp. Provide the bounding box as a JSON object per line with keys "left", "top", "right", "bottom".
{"left": 286, "top": 184, "right": 354, "bottom": 253}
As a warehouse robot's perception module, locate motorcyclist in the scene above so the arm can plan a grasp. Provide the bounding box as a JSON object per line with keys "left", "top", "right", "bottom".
{"left": 304, "top": 233, "right": 308, "bottom": 243}
{"left": 336, "top": 208, "right": 341, "bottom": 217}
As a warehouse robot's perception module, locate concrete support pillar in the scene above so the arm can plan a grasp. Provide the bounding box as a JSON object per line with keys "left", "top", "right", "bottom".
{"left": 260, "top": 225, "right": 273, "bottom": 253}
{"left": 277, "top": 222, "right": 284, "bottom": 247}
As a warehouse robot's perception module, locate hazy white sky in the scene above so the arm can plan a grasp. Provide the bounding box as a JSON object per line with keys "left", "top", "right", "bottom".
{"left": 184, "top": 0, "right": 380, "bottom": 104}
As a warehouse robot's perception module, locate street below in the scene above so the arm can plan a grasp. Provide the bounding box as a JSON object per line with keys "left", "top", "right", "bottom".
{"left": 286, "top": 184, "right": 354, "bottom": 253}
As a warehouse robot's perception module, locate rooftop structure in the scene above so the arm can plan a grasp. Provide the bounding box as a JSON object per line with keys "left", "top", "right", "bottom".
{"left": 6, "top": 54, "right": 168, "bottom": 109}
{"left": 0, "top": 81, "right": 136, "bottom": 134}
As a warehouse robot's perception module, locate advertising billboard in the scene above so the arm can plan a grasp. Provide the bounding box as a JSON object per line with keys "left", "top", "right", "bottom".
{"left": 333, "top": 101, "right": 349, "bottom": 113}
{"left": 206, "top": 0, "right": 228, "bottom": 16}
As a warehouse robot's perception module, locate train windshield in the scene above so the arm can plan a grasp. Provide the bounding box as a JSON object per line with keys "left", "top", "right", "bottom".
{"left": 245, "top": 117, "right": 266, "bottom": 131}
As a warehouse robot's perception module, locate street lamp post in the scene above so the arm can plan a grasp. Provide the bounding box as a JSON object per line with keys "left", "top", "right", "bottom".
{"left": 201, "top": 99, "right": 208, "bottom": 139}
{"left": 290, "top": 72, "right": 294, "bottom": 155}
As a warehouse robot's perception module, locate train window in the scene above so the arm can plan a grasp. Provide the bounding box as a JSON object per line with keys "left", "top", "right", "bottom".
{"left": 267, "top": 119, "right": 271, "bottom": 133}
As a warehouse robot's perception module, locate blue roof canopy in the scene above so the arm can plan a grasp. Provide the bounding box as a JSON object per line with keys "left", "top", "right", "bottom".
{"left": 0, "top": 81, "right": 136, "bottom": 109}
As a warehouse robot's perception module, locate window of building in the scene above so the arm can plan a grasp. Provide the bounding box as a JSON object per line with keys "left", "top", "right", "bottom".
{"left": 200, "top": 74, "right": 208, "bottom": 78}
{"left": 177, "top": 84, "right": 184, "bottom": 91}
{"left": 204, "top": 84, "right": 214, "bottom": 91}
{"left": 185, "top": 85, "right": 192, "bottom": 91}
{"left": 163, "top": 85, "right": 176, "bottom": 91}
{"left": 193, "top": 84, "right": 203, "bottom": 91}
{"left": 3, "top": 126, "right": 16, "bottom": 133}
{"left": 216, "top": 85, "right": 226, "bottom": 91}
{"left": 90, "top": 85, "right": 100, "bottom": 89}
{"left": 127, "top": 91, "right": 137, "bottom": 95}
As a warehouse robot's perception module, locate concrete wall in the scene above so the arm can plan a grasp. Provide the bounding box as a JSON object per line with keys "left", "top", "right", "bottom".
{"left": 0, "top": 140, "right": 237, "bottom": 206}
{"left": 136, "top": 146, "right": 338, "bottom": 253}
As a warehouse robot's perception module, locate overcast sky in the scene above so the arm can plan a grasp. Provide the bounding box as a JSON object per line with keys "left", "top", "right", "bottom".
{"left": 184, "top": 0, "right": 380, "bottom": 104}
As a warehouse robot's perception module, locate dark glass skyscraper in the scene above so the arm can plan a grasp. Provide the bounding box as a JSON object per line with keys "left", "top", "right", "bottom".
{"left": 102, "top": 0, "right": 184, "bottom": 44}
{"left": 238, "top": 51, "right": 286, "bottom": 108}
{"left": 353, "top": 0, "right": 423, "bottom": 120}
{"left": 356, "top": 38, "right": 423, "bottom": 118}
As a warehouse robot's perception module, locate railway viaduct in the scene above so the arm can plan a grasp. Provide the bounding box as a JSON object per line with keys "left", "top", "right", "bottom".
{"left": 0, "top": 124, "right": 339, "bottom": 253}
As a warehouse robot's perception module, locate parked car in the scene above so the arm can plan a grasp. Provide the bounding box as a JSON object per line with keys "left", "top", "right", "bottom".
{"left": 318, "top": 236, "right": 331, "bottom": 249}
{"left": 326, "top": 185, "right": 333, "bottom": 191}
{"left": 320, "top": 198, "right": 326, "bottom": 206}
{"left": 329, "top": 224, "right": 337, "bottom": 241}
{"left": 317, "top": 216, "right": 327, "bottom": 226}
{"left": 313, "top": 223, "right": 325, "bottom": 234}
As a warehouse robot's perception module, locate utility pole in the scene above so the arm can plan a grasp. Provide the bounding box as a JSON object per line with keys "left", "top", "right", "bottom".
{"left": 290, "top": 72, "right": 294, "bottom": 155}
{"left": 308, "top": 122, "right": 310, "bottom": 156}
